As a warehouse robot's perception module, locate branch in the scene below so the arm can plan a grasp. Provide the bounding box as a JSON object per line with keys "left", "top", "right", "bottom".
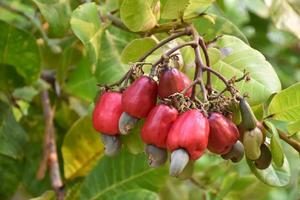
{"left": 38, "top": 89, "right": 65, "bottom": 200}
{"left": 278, "top": 129, "right": 300, "bottom": 153}
{"left": 152, "top": 41, "right": 197, "bottom": 68}
{"left": 138, "top": 28, "right": 192, "bottom": 62}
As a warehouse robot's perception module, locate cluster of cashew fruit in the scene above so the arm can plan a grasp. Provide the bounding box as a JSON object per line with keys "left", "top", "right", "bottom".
{"left": 91, "top": 61, "right": 266, "bottom": 178}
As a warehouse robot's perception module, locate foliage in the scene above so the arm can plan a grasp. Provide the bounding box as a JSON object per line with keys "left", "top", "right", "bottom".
{"left": 0, "top": 0, "right": 300, "bottom": 200}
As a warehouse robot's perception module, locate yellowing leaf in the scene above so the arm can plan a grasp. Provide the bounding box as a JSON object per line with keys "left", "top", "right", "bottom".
{"left": 62, "top": 116, "right": 104, "bottom": 180}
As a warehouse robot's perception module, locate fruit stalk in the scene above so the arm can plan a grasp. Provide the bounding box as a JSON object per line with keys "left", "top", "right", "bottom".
{"left": 198, "top": 37, "right": 212, "bottom": 95}
{"left": 190, "top": 27, "right": 207, "bottom": 102}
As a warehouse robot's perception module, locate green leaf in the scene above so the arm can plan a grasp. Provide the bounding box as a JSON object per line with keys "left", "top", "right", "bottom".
{"left": 13, "top": 86, "right": 38, "bottom": 102}
{"left": 211, "top": 35, "right": 281, "bottom": 105}
{"left": 268, "top": 0, "right": 300, "bottom": 39}
{"left": 287, "top": 119, "right": 300, "bottom": 134}
{"left": 183, "top": 0, "right": 215, "bottom": 18}
{"left": 193, "top": 14, "right": 248, "bottom": 43}
{"left": 94, "top": 29, "right": 129, "bottom": 84}
{"left": 30, "top": 191, "right": 56, "bottom": 200}
{"left": 70, "top": 3, "right": 102, "bottom": 66}
{"left": 217, "top": 173, "right": 238, "bottom": 200}
{"left": 264, "top": 121, "right": 284, "bottom": 167}
{"left": 121, "top": 37, "right": 157, "bottom": 63}
{"left": 246, "top": 157, "right": 290, "bottom": 187}
{"left": 161, "top": 0, "right": 189, "bottom": 19}
{"left": 121, "top": 120, "right": 145, "bottom": 155}
{"left": 0, "top": 155, "right": 22, "bottom": 200}
{"left": 71, "top": 3, "right": 129, "bottom": 84}
{"left": 65, "top": 56, "right": 98, "bottom": 102}
{"left": 112, "top": 189, "right": 159, "bottom": 200}
{"left": 0, "top": 101, "right": 27, "bottom": 159}
{"left": 32, "top": 0, "right": 71, "bottom": 37}
{"left": 0, "top": 20, "right": 41, "bottom": 83}
{"left": 80, "top": 151, "right": 168, "bottom": 200}
{"left": 120, "top": 0, "right": 157, "bottom": 32}
{"left": 268, "top": 82, "right": 300, "bottom": 121}
{"left": 62, "top": 116, "right": 104, "bottom": 180}
{"left": 0, "top": 64, "right": 25, "bottom": 92}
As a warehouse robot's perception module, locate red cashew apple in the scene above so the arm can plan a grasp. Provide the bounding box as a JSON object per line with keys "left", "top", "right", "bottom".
{"left": 122, "top": 76, "right": 158, "bottom": 118}
{"left": 208, "top": 112, "right": 240, "bottom": 155}
{"left": 92, "top": 92, "right": 123, "bottom": 156}
{"left": 92, "top": 92, "right": 122, "bottom": 135}
{"left": 167, "top": 109, "right": 209, "bottom": 176}
{"left": 141, "top": 104, "right": 178, "bottom": 148}
{"left": 158, "top": 67, "right": 192, "bottom": 98}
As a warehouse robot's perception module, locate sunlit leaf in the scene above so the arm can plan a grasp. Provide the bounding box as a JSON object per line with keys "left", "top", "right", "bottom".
{"left": 70, "top": 3, "right": 102, "bottom": 65}
{"left": 80, "top": 151, "right": 168, "bottom": 200}
{"left": 161, "top": 0, "right": 189, "bottom": 19}
{"left": 121, "top": 37, "right": 157, "bottom": 63}
{"left": 268, "top": 82, "right": 300, "bottom": 121}
{"left": 211, "top": 35, "right": 281, "bottom": 105}
{"left": 120, "top": 0, "right": 157, "bottom": 32}
{"left": 62, "top": 116, "right": 104, "bottom": 180}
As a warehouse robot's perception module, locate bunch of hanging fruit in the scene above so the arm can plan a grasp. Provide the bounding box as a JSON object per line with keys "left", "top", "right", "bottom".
{"left": 92, "top": 27, "right": 269, "bottom": 177}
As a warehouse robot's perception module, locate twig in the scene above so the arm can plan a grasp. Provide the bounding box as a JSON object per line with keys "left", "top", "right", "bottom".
{"left": 38, "top": 89, "right": 65, "bottom": 200}
{"left": 138, "top": 28, "right": 193, "bottom": 62}
{"left": 107, "top": 12, "right": 131, "bottom": 32}
{"left": 152, "top": 41, "right": 197, "bottom": 68}
{"left": 277, "top": 130, "right": 300, "bottom": 153}
{"left": 189, "top": 177, "right": 207, "bottom": 190}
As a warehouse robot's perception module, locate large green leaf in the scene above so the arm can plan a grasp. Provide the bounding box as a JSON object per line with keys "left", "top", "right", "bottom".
{"left": 161, "top": 0, "right": 214, "bottom": 19}
{"left": 161, "top": 0, "right": 189, "bottom": 19}
{"left": 80, "top": 151, "right": 168, "bottom": 200}
{"left": 62, "top": 116, "right": 104, "bottom": 180}
{"left": 65, "top": 56, "right": 98, "bottom": 102}
{"left": 121, "top": 37, "right": 157, "bottom": 63}
{"left": 112, "top": 189, "right": 159, "bottom": 200}
{"left": 246, "top": 157, "right": 290, "bottom": 187}
{"left": 71, "top": 3, "right": 128, "bottom": 84}
{"left": 268, "top": 82, "right": 300, "bottom": 121}
{"left": 183, "top": 0, "right": 215, "bottom": 18}
{"left": 94, "top": 29, "right": 129, "bottom": 84}
{"left": 70, "top": 3, "right": 102, "bottom": 66}
{"left": 0, "top": 20, "right": 40, "bottom": 83}
{"left": 0, "top": 101, "right": 27, "bottom": 159}
{"left": 0, "top": 155, "right": 22, "bottom": 200}
{"left": 32, "top": 0, "right": 71, "bottom": 37}
{"left": 268, "top": 0, "right": 300, "bottom": 39}
{"left": 120, "top": 0, "right": 157, "bottom": 32}
{"left": 193, "top": 14, "right": 248, "bottom": 43}
{"left": 211, "top": 35, "right": 281, "bottom": 105}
